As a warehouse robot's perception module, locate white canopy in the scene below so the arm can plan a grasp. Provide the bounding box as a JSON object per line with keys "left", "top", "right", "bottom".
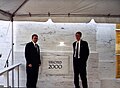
{"left": 0, "top": 0, "right": 120, "bottom": 23}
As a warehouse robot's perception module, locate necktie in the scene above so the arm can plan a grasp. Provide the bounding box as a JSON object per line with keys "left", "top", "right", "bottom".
{"left": 76, "top": 42, "right": 79, "bottom": 58}
{"left": 35, "top": 44, "right": 38, "bottom": 52}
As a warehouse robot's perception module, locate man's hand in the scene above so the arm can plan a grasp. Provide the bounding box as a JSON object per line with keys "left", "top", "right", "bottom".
{"left": 28, "top": 64, "right": 32, "bottom": 67}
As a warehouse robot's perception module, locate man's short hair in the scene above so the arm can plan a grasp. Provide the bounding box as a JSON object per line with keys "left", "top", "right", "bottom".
{"left": 76, "top": 31, "right": 82, "bottom": 37}
{"left": 32, "top": 34, "right": 38, "bottom": 39}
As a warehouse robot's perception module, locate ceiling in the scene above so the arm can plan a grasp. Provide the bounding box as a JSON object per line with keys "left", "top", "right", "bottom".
{"left": 0, "top": 0, "right": 120, "bottom": 23}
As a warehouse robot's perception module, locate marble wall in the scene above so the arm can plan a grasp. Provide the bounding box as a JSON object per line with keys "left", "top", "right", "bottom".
{"left": 96, "top": 24, "right": 116, "bottom": 61}
{"left": 13, "top": 20, "right": 98, "bottom": 87}
{"left": 14, "top": 51, "right": 99, "bottom": 88}
{"left": 0, "top": 20, "right": 118, "bottom": 88}
{"left": 0, "top": 21, "right": 12, "bottom": 69}
{"left": 96, "top": 24, "right": 116, "bottom": 79}
{"left": 14, "top": 20, "right": 96, "bottom": 52}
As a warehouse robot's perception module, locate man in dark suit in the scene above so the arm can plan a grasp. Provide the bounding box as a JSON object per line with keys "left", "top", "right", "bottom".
{"left": 25, "top": 34, "right": 41, "bottom": 88}
{"left": 73, "top": 32, "right": 89, "bottom": 88}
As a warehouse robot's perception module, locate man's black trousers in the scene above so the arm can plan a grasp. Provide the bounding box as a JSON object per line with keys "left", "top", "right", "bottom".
{"left": 73, "top": 58, "right": 88, "bottom": 88}
{"left": 26, "top": 65, "right": 39, "bottom": 88}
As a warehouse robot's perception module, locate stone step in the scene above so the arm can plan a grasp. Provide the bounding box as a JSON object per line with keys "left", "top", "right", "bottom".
{"left": 18, "top": 75, "right": 100, "bottom": 88}
{"left": 101, "top": 78, "right": 120, "bottom": 88}
{"left": 37, "top": 79, "right": 100, "bottom": 88}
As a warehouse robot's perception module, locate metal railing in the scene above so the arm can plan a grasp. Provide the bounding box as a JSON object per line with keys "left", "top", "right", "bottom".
{"left": 0, "top": 63, "right": 21, "bottom": 87}
{"left": 4, "top": 49, "right": 12, "bottom": 68}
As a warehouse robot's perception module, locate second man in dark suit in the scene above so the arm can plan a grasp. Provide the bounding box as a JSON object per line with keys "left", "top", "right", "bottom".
{"left": 73, "top": 32, "right": 89, "bottom": 88}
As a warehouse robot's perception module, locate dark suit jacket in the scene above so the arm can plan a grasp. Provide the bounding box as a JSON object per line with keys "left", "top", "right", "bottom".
{"left": 25, "top": 42, "right": 41, "bottom": 66}
{"left": 73, "top": 40, "right": 89, "bottom": 66}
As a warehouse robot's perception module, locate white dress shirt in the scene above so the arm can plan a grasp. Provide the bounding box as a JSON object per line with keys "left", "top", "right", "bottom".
{"left": 74, "top": 40, "right": 81, "bottom": 58}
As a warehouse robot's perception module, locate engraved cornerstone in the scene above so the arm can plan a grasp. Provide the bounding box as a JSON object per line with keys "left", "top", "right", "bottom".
{"left": 42, "top": 56, "right": 69, "bottom": 75}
